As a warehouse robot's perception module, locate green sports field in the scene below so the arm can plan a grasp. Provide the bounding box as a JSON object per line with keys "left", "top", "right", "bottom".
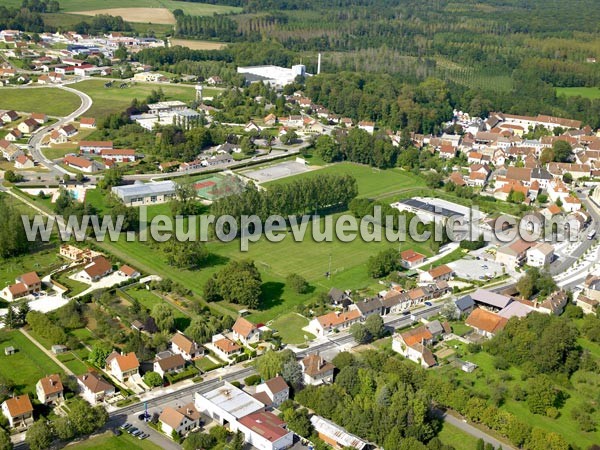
{"left": 556, "top": 87, "right": 600, "bottom": 99}
{"left": 263, "top": 162, "right": 427, "bottom": 198}
{"left": 70, "top": 79, "right": 207, "bottom": 118}
{"left": 0, "top": 87, "right": 81, "bottom": 116}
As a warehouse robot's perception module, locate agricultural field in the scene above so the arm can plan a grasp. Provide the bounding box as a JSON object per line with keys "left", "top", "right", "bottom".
{"left": 556, "top": 87, "right": 600, "bottom": 99}
{"left": 69, "top": 79, "right": 200, "bottom": 118}
{"left": 169, "top": 38, "right": 228, "bottom": 50}
{"left": 0, "top": 87, "right": 81, "bottom": 116}
{"left": 71, "top": 8, "right": 176, "bottom": 24}
{"left": 0, "top": 330, "right": 63, "bottom": 396}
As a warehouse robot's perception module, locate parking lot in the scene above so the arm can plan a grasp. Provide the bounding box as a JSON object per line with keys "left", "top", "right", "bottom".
{"left": 448, "top": 257, "right": 505, "bottom": 280}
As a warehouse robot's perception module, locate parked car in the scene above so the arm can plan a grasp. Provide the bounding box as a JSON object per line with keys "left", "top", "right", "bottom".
{"left": 120, "top": 423, "right": 132, "bottom": 430}
{"left": 128, "top": 427, "right": 138, "bottom": 435}
{"left": 424, "top": 301, "right": 432, "bottom": 306}
{"left": 139, "top": 433, "right": 149, "bottom": 440}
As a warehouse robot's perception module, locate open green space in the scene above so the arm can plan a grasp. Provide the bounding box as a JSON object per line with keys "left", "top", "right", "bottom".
{"left": 269, "top": 313, "right": 314, "bottom": 344}
{"left": 0, "top": 249, "right": 62, "bottom": 287}
{"left": 0, "top": 330, "right": 63, "bottom": 396}
{"left": 0, "top": 87, "right": 81, "bottom": 116}
{"left": 437, "top": 421, "right": 481, "bottom": 449}
{"left": 54, "top": 271, "right": 90, "bottom": 296}
{"left": 556, "top": 87, "right": 600, "bottom": 99}
{"left": 432, "top": 337, "right": 600, "bottom": 447}
{"left": 56, "top": 351, "right": 90, "bottom": 375}
{"left": 125, "top": 286, "right": 190, "bottom": 330}
{"left": 68, "top": 430, "right": 163, "bottom": 450}
{"left": 70, "top": 80, "right": 202, "bottom": 118}
{"left": 264, "top": 163, "right": 426, "bottom": 198}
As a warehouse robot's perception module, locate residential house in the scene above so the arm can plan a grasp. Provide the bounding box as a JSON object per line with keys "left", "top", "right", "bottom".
{"left": 419, "top": 265, "right": 454, "bottom": 283}
{"left": 495, "top": 239, "right": 535, "bottom": 269}
{"left": 526, "top": 242, "right": 555, "bottom": 267}
{"left": 206, "top": 76, "right": 222, "bottom": 85}
{"left": 351, "top": 297, "right": 383, "bottom": 318}
{"left": 1, "top": 395, "right": 34, "bottom": 430}
{"left": 36, "top": 374, "right": 64, "bottom": 405}
{"left": 212, "top": 335, "right": 242, "bottom": 360}
{"left": 118, "top": 264, "right": 140, "bottom": 279}
{"left": 170, "top": 332, "right": 204, "bottom": 361}
{"left": 31, "top": 113, "right": 48, "bottom": 124}
{"left": 153, "top": 352, "right": 186, "bottom": 379}
{"left": 392, "top": 326, "right": 436, "bottom": 368}
{"left": 327, "top": 288, "right": 352, "bottom": 307}
{"left": 17, "top": 118, "right": 39, "bottom": 134}
{"left": 439, "top": 145, "right": 456, "bottom": 159}
{"left": 232, "top": 317, "right": 261, "bottom": 345}
{"left": 79, "top": 140, "right": 113, "bottom": 154}
{"left": 244, "top": 121, "right": 261, "bottom": 133}
{"left": 77, "top": 372, "right": 115, "bottom": 405}
{"left": 79, "top": 256, "right": 112, "bottom": 282}
{"left": 574, "top": 294, "right": 599, "bottom": 315}
{"left": 105, "top": 351, "right": 140, "bottom": 382}
{"left": 547, "top": 178, "right": 570, "bottom": 203}
{"left": 159, "top": 404, "right": 201, "bottom": 438}
{"left": 254, "top": 376, "right": 289, "bottom": 408}
{"left": 358, "top": 121, "right": 375, "bottom": 134}
{"left": 264, "top": 114, "right": 277, "bottom": 126}
{"left": 537, "top": 290, "right": 569, "bottom": 315}
{"left": 238, "top": 411, "right": 294, "bottom": 450}
{"left": 79, "top": 117, "right": 96, "bottom": 128}
{"left": 5, "top": 129, "right": 22, "bottom": 142}
{"left": 468, "top": 164, "right": 491, "bottom": 187}
{"left": 310, "top": 415, "right": 369, "bottom": 450}
{"left": 100, "top": 149, "right": 136, "bottom": 163}
{"left": 454, "top": 295, "right": 475, "bottom": 317}
{"left": 3, "top": 271, "right": 42, "bottom": 301}
{"left": 63, "top": 155, "right": 104, "bottom": 173}
{"left": 465, "top": 308, "right": 508, "bottom": 338}
{"left": 59, "top": 124, "right": 77, "bottom": 137}
{"left": 14, "top": 155, "right": 34, "bottom": 169}
{"left": 50, "top": 130, "right": 67, "bottom": 144}
{"left": 307, "top": 309, "right": 362, "bottom": 337}
{"left": 1, "top": 110, "right": 19, "bottom": 122}
{"left": 563, "top": 195, "right": 582, "bottom": 212}
{"left": 400, "top": 249, "right": 426, "bottom": 269}
{"left": 300, "top": 354, "right": 335, "bottom": 386}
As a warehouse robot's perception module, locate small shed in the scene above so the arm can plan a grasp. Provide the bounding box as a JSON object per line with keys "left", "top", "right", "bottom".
{"left": 4, "top": 346, "right": 16, "bottom": 356}
{"left": 51, "top": 345, "right": 68, "bottom": 354}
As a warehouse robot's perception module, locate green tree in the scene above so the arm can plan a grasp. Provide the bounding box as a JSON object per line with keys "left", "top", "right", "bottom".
{"left": 213, "top": 260, "right": 262, "bottom": 308}
{"left": 286, "top": 273, "right": 309, "bottom": 294}
{"left": 552, "top": 140, "right": 573, "bottom": 163}
{"left": 350, "top": 323, "right": 371, "bottom": 344}
{"left": 315, "top": 135, "right": 341, "bottom": 162}
{"left": 0, "top": 427, "right": 12, "bottom": 450}
{"left": 364, "top": 314, "right": 385, "bottom": 339}
{"left": 151, "top": 304, "right": 175, "bottom": 332}
{"left": 144, "top": 371, "right": 163, "bottom": 388}
{"left": 257, "top": 349, "right": 295, "bottom": 380}
{"left": 281, "top": 360, "right": 303, "bottom": 389}
{"left": 26, "top": 420, "right": 55, "bottom": 450}
{"left": 88, "top": 344, "right": 111, "bottom": 367}
{"left": 183, "top": 432, "right": 216, "bottom": 450}
{"left": 282, "top": 407, "right": 312, "bottom": 436}
{"left": 367, "top": 248, "right": 399, "bottom": 278}
{"left": 54, "top": 416, "right": 75, "bottom": 440}
{"left": 526, "top": 375, "right": 559, "bottom": 414}
{"left": 68, "top": 399, "right": 108, "bottom": 436}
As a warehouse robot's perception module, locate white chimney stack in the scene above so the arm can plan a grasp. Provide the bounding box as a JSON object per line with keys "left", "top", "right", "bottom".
{"left": 317, "top": 53, "right": 321, "bottom": 75}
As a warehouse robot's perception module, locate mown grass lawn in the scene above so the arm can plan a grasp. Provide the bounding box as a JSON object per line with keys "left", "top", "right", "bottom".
{"left": 125, "top": 286, "right": 191, "bottom": 330}
{"left": 68, "top": 430, "right": 162, "bottom": 450}
{"left": 0, "top": 87, "right": 81, "bottom": 116}
{"left": 437, "top": 421, "right": 481, "bottom": 449}
{"left": 70, "top": 80, "right": 207, "bottom": 118}
{"left": 269, "top": 313, "right": 314, "bottom": 344}
{"left": 0, "top": 330, "right": 63, "bottom": 395}
{"left": 264, "top": 162, "right": 426, "bottom": 198}
{"left": 556, "top": 87, "right": 600, "bottom": 99}
{"left": 56, "top": 352, "right": 90, "bottom": 375}
{"left": 0, "top": 249, "right": 62, "bottom": 287}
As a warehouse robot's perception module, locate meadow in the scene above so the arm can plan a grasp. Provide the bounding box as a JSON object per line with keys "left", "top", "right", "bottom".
{"left": 0, "top": 87, "right": 81, "bottom": 116}
{"left": 0, "top": 330, "right": 63, "bottom": 396}
{"left": 556, "top": 87, "right": 600, "bottom": 99}
{"left": 69, "top": 80, "right": 204, "bottom": 118}
{"left": 169, "top": 38, "right": 228, "bottom": 50}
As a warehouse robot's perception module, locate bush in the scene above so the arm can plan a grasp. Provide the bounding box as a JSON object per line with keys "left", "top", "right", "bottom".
{"left": 165, "top": 366, "right": 198, "bottom": 384}
{"left": 244, "top": 374, "right": 261, "bottom": 386}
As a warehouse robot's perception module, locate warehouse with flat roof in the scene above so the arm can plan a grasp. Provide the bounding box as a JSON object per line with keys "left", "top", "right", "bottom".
{"left": 111, "top": 180, "right": 176, "bottom": 206}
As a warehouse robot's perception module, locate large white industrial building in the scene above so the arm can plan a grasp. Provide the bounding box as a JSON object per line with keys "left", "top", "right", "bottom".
{"left": 237, "top": 64, "right": 307, "bottom": 88}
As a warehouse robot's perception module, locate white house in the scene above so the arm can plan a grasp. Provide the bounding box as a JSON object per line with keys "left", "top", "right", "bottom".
{"left": 255, "top": 376, "right": 289, "bottom": 408}
{"left": 392, "top": 326, "right": 436, "bottom": 368}
{"left": 170, "top": 332, "right": 204, "bottom": 361}
{"left": 36, "top": 374, "right": 64, "bottom": 405}
{"left": 300, "top": 354, "right": 335, "bottom": 386}
{"left": 232, "top": 317, "right": 260, "bottom": 345}
{"left": 358, "top": 121, "right": 374, "bottom": 134}
{"left": 79, "top": 256, "right": 113, "bottom": 282}
{"left": 1, "top": 395, "right": 34, "bottom": 430}
{"left": 526, "top": 242, "right": 555, "bottom": 267}
{"left": 77, "top": 372, "right": 115, "bottom": 405}
{"left": 159, "top": 404, "right": 200, "bottom": 437}
{"left": 105, "top": 351, "right": 139, "bottom": 382}
{"left": 153, "top": 352, "right": 186, "bottom": 379}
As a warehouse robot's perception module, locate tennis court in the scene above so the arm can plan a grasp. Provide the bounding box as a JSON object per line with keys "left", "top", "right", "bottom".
{"left": 192, "top": 174, "right": 244, "bottom": 200}
{"left": 241, "top": 159, "right": 312, "bottom": 183}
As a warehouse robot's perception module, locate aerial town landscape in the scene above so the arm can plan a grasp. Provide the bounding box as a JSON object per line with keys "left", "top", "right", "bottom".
{"left": 1, "top": 1, "right": 600, "bottom": 450}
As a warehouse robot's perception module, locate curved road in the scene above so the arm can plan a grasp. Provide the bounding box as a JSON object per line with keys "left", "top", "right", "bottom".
{"left": 27, "top": 84, "right": 93, "bottom": 176}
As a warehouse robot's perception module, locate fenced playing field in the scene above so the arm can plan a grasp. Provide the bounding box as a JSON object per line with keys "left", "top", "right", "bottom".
{"left": 241, "top": 160, "right": 314, "bottom": 183}
{"left": 192, "top": 173, "right": 245, "bottom": 200}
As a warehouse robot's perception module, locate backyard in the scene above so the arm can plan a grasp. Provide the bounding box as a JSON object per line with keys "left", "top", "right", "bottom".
{"left": 269, "top": 313, "right": 315, "bottom": 345}
{"left": 0, "top": 330, "right": 64, "bottom": 396}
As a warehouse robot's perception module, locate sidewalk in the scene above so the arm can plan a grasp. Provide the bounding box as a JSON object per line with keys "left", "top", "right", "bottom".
{"left": 20, "top": 328, "right": 74, "bottom": 376}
